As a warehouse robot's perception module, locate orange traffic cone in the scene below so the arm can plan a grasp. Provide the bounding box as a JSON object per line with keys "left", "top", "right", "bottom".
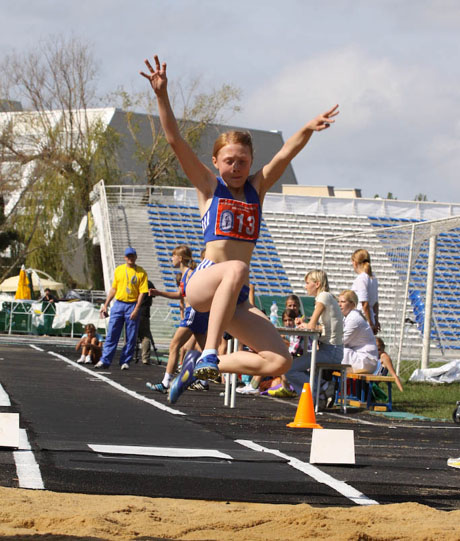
{"left": 287, "top": 383, "right": 323, "bottom": 429}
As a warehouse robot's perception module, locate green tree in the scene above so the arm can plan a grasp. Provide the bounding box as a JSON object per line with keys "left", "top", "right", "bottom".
{"left": 414, "top": 193, "right": 428, "bottom": 201}
{"left": 0, "top": 36, "right": 120, "bottom": 286}
{"left": 374, "top": 192, "right": 398, "bottom": 200}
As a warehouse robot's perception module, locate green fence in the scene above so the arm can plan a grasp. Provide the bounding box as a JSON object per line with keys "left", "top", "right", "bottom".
{"left": 0, "top": 300, "right": 103, "bottom": 338}
{"left": 255, "top": 295, "right": 315, "bottom": 326}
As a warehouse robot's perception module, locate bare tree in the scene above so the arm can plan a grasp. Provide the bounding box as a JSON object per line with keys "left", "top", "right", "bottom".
{"left": 0, "top": 36, "right": 120, "bottom": 285}
{"left": 111, "top": 77, "right": 241, "bottom": 186}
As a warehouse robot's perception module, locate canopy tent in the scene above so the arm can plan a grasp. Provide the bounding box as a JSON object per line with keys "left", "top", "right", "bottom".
{"left": 0, "top": 270, "right": 64, "bottom": 293}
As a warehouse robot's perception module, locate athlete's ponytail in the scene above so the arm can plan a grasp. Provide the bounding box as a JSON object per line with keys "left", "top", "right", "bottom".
{"left": 172, "top": 244, "right": 196, "bottom": 270}
{"left": 352, "top": 248, "right": 373, "bottom": 277}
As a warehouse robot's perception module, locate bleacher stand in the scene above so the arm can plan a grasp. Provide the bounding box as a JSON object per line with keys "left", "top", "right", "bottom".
{"left": 91, "top": 183, "right": 460, "bottom": 365}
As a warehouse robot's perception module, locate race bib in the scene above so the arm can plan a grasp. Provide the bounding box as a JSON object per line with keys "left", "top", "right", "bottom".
{"left": 215, "top": 198, "right": 259, "bottom": 241}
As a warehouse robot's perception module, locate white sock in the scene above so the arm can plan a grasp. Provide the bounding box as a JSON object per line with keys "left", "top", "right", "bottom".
{"left": 162, "top": 373, "right": 173, "bottom": 388}
{"left": 199, "top": 349, "right": 218, "bottom": 360}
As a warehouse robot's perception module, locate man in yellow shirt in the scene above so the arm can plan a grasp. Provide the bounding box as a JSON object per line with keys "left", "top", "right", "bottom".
{"left": 95, "top": 247, "right": 149, "bottom": 370}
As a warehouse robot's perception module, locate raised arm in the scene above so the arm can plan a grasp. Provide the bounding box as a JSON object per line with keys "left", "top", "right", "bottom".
{"left": 140, "top": 55, "right": 215, "bottom": 201}
{"left": 253, "top": 105, "right": 339, "bottom": 199}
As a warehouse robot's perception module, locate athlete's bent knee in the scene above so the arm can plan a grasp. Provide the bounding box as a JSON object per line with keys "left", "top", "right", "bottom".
{"left": 269, "top": 353, "right": 292, "bottom": 376}
{"left": 226, "top": 260, "right": 249, "bottom": 285}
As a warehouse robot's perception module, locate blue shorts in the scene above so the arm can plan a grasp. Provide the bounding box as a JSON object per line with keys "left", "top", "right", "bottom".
{"left": 184, "top": 258, "right": 250, "bottom": 304}
{"left": 179, "top": 306, "right": 209, "bottom": 335}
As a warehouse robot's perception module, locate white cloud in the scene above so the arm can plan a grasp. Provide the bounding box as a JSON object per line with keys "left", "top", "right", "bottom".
{"left": 239, "top": 47, "right": 418, "bottom": 131}
{"left": 234, "top": 47, "right": 460, "bottom": 202}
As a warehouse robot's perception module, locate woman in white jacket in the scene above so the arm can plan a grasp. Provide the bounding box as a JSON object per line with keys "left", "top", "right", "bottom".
{"left": 338, "top": 289, "right": 379, "bottom": 374}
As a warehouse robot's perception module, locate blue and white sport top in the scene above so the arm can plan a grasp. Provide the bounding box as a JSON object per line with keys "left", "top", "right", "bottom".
{"left": 201, "top": 177, "right": 261, "bottom": 244}
{"left": 179, "top": 267, "right": 192, "bottom": 298}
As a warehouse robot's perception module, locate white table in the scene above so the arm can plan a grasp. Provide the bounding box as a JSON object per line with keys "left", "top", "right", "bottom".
{"left": 223, "top": 327, "right": 321, "bottom": 407}
{"left": 275, "top": 327, "right": 321, "bottom": 397}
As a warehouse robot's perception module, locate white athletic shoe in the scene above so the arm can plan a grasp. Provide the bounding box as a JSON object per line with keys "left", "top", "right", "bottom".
{"left": 322, "top": 380, "right": 336, "bottom": 399}
{"left": 236, "top": 384, "right": 259, "bottom": 395}
{"left": 121, "top": 363, "right": 129, "bottom": 370}
{"left": 84, "top": 355, "right": 92, "bottom": 364}
{"left": 94, "top": 361, "right": 109, "bottom": 369}
{"left": 77, "top": 355, "right": 85, "bottom": 364}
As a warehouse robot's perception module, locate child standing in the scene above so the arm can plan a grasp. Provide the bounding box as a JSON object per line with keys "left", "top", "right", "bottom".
{"left": 351, "top": 249, "right": 380, "bottom": 334}
{"left": 141, "top": 55, "right": 339, "bottom": 403}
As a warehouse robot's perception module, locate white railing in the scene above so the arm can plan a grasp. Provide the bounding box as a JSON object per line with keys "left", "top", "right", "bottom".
{"left": 91, "top": 180, "right": 115, "bottom": 291}
{"left": 103, "top": 183, "right": 460, "bottom": 221}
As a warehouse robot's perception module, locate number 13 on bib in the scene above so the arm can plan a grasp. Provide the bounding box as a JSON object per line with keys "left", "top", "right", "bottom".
{"left": 215, "top": 198, "right": 260, "bottom": 241}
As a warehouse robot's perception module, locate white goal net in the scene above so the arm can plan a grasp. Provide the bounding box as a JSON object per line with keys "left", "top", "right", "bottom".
{"left": 320, "top": 215, "right": 460, "bottom": 379}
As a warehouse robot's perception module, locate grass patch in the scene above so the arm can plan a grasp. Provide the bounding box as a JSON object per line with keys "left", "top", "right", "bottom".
{"left": 391, "top": 381, "right": 460, "bottom": 420}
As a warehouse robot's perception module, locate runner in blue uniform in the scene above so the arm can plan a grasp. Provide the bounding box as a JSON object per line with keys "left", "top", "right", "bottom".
{"left": 146, "top": 244, "right": 208, "bottom": 393}
{"left": 141, "top": 55, "right": 339, "bottom": 403}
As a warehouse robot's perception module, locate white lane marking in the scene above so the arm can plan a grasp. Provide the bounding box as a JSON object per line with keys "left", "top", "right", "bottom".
{"left": 236, "top": 439, "right": 379, "bottom": 506}
{"left": 326, "top": 412, "right": 380, "bottom": 426}
{"left": 13, "top": 429, "right": 45, "bottom": 490}
{"left": 47, "top": 352, "right": 185, "bottom": 416}
{"left": 327, "top": 412, "right": 459, "bottom": 429}
{"left": 89, "top": 444, "right": 233, "bottom": 460}
{"left": 29, "top": 345, "right": 44, "bottom": 352}
{"left": 0, "top": 384, "right": 11, "bottom": 406}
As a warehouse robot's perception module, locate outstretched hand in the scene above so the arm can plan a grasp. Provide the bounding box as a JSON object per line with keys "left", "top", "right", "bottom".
{"left": 140, "top": 55, "right": 167, "bottom": 95}
{"left": 307, "top": 104, "right": 339, "bottom": 132}
{"left": 148, "top": 287, "right": 161, "bottom": 297}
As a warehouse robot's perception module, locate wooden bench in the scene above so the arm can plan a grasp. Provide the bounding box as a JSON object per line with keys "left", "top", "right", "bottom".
{"left": 333, "top": 371, "right": 396, "bottom": 412}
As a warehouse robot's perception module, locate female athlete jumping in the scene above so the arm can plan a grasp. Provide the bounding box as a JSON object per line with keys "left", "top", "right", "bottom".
{"left": 141, "top": 55, "right": 339, "bottom": 403}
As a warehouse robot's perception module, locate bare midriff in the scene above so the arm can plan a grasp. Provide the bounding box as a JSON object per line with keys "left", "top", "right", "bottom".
{"left": 204, "top": 239, "right": 255, "bottom": 267}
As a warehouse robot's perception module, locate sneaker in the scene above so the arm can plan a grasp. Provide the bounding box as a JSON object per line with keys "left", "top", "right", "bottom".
{"left": 317, "top": 397, "right": 327, "bottom": 411}
{"left": 77, "top": 355, "right": 85, "bottom": 364}
{"left": 322, "top": 380, "right": 336, "bottom": 400}
{"left": 193, "top": 353, "right": 220, "bottom": 381}
{"left": 146, "top": 381, "right": 168, "bottom": 394}
{"left": 189, "top": 380, "right": 209, "bottom": 391}
{"left": 94, "top": 361, "right": 109, "bottom": 369}
{"left": 236, "top": 384, "right": 259, "bottom": 395}
{"left": 268, "top": 386, "right": 297, "bottom": 398}
{"left": 84, "top": 355, "right": 92, "bottom": 364}
{"left": 121, "top": 363, "right": 129, "bottom": 370}
{"left": 168, "top": 354, "right": 197, "bottom": 404}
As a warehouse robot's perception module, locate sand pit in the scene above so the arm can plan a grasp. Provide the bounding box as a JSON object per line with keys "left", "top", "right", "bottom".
{"left": 0, "top": 487, "right": 459, "bottom": 540}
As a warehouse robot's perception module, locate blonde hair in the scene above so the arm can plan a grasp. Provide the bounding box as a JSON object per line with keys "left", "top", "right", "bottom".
{"left": 352, "top": 248, "right": 373, "bottom": 277}
{"left": 305, "top": 270, "right": 330, "bottom": 293}
{"left": 339, "top": 289, "right": 358, "bottom": 307}
{"left": 212, "top": 130, "right": 254, "bottom": 160}
{"left": 172, "top": 245, "right": 196, "bottom": 270}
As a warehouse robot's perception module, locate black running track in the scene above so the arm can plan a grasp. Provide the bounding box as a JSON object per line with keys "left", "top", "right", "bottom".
{"left": 0, "top": 338, "right": 459, "bottom": 510}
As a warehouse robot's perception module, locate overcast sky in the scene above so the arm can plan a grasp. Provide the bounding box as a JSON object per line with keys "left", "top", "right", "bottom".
{"left": 2, "top": 0, "right": 460, "bottom": 203}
